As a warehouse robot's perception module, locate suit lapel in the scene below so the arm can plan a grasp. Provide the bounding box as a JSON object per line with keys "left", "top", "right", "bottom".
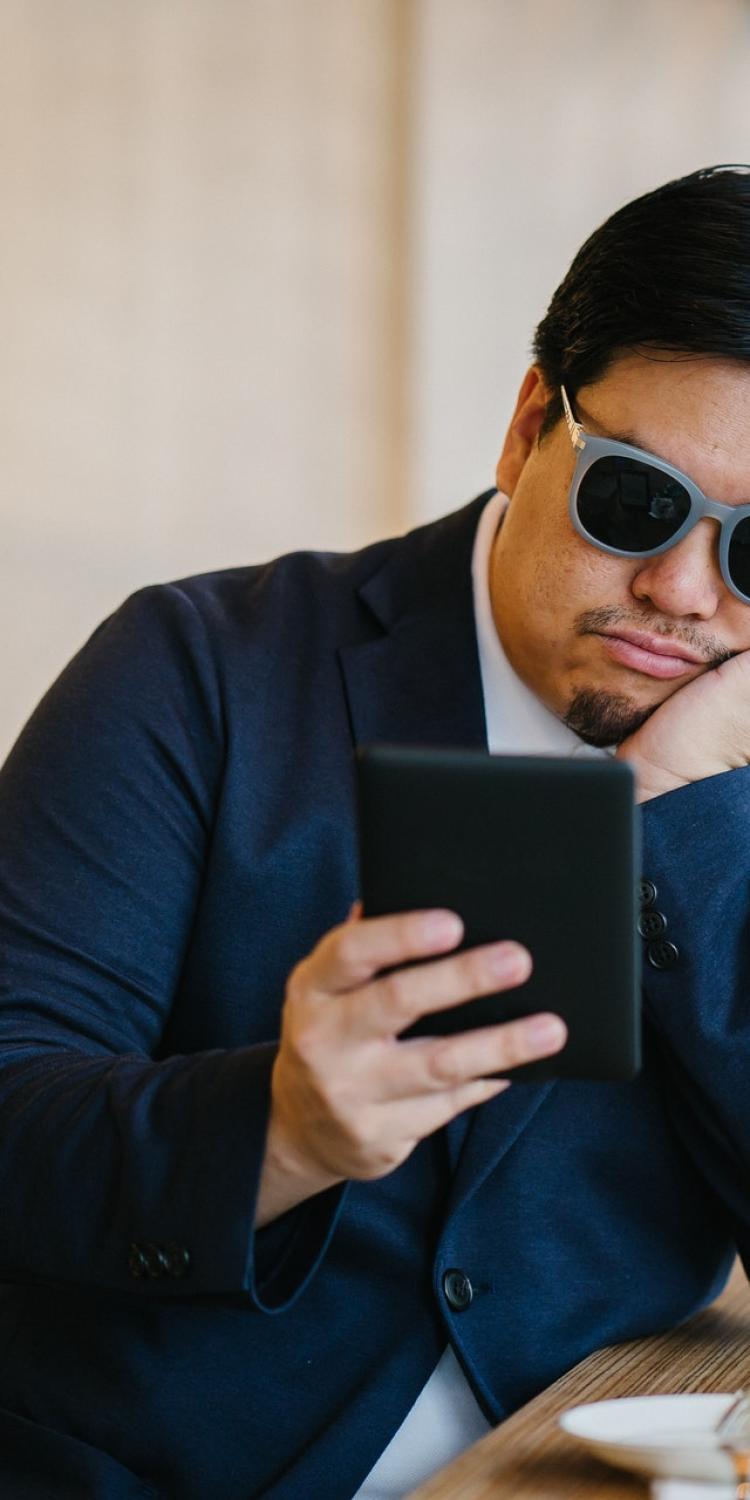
{"left": 441, "top": 1076, "right": 555, "bottom": 1222}
{"left": 337, "top": 491, "right": 556, "bottom": 1210}
{"left": 337, "top": 605, "right": 486, "bottom": 753}
{"left": 337, "top": 495, "right": 490, "bottom": 753}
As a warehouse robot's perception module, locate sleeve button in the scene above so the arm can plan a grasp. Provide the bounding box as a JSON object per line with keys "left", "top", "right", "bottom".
{"left": 638, "top": 909, "right": 667, "bottom": 940}
{"left": 164, "top": 1242, "right": 191, "bottom": 1279}
{"left": 638, "top": 878, "right": 658, "bottom": 908}
{"left": 128, "top": 1243, "right": 148, "bottom": 1279}
{"left": 647, "top": 939, "right": 679, "bottom": 970}
{"left": 143, "top": 1243, "right": 169, "bottom": 1279}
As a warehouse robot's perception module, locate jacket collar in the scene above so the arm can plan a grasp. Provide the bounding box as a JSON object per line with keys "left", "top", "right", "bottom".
{"left": 338, "top": 493, "right": 492, "bottom": 753}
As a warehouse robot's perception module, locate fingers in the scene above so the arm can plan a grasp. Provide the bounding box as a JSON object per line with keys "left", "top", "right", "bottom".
{"left": 277, "top": 908, "right": 567, "bottom": 1187}
{"left": 304, "top": 908, "right": 464, "bottom": 994}
{"left": 341, "top": 935, "right": 532, "bottom": 1041}
{"left": 373, "top": 1012, "right": 568, "bottom": 1100}
{"left": 382, "top": 1075, "right": 512, "bottom": 1142}
{"left": 342, "top": 1078, "right": 514, "bottom": 1178}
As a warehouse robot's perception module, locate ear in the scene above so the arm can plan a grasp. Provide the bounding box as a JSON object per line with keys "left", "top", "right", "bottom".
{"left": 495, "top": 366, "right": 552, "bottom": 496}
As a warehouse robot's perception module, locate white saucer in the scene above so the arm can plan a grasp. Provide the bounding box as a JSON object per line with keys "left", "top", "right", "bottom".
{"left": 559, "top": 1393, "right": 738, "bottom": 1482}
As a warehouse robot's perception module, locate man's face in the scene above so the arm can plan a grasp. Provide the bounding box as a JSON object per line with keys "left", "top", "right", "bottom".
{"left": 490, "top": 353, "right": 750, "bottom": 745}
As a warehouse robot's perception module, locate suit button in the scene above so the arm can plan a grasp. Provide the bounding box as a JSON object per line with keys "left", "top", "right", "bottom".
{"left": 638, "top": 909, "right": 667, "bottom": 940}
{"left": 647, "top": 939, "right": 679, "bottom": 969}
{"left": 143, "top": 1243, "right": 169, "bottom": 1279}
{"left": 164, "top": 1242, "right": 191, "bottom": 1279}
{"left": 128, "top": 1243, "right": 148, "bottom": 1279}
{"left": 443, "top": 1269, "right": 473, "bottom": 1310}
{"left": 638, "top": 879, "right": 657, "bottom": 908}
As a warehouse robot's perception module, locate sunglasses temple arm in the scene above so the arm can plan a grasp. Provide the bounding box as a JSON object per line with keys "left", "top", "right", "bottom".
{"left": 561, "top": 385, "right": 586, "bottom": 451}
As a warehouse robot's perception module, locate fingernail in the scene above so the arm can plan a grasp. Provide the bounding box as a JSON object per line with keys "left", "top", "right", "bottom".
{"left": 526, "top": 1014, "right": 567, "bottom": 1050}
{"left": 489, "top": 942, "right": 531, "bottom": 978}
{"left": 425, "top": 910, "right": 463, "bottom": 943}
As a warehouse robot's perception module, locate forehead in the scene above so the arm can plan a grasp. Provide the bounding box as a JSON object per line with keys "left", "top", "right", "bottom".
{"left": 574, "top": 353, "right": 750, "bottom": 505}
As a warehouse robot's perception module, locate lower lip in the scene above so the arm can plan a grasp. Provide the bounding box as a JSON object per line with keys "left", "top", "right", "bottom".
{"left": 597, "top": 634, "right": 699, "bottom": 679}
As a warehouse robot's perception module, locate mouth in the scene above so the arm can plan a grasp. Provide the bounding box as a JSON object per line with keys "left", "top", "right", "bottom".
{"left": 595, "top": 629, "right": 706, "bottom": 681}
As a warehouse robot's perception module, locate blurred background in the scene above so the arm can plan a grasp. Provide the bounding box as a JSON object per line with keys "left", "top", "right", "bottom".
{"left": 2, "top": 0, "right": 750, "bottom": 760}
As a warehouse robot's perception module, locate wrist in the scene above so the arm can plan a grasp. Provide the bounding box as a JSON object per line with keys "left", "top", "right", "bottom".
{"left": 615, "top": 749, "right": 689, "bottom": 804}
{"left": 633, "top": 771, "right": 689, "bottom": 804}
{"left": 255, "top": 1104, "right": 342, "bottom": 1230}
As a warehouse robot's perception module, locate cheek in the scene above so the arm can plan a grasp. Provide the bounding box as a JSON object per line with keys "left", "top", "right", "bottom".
{"left": 504, "top": 466, "right": 636, "bottom": 621}
{"left": 729, "top": 606, "right": 750, "bottom": 651}
{"left": 527, "top": 528, "right": 629, "bottom": 618}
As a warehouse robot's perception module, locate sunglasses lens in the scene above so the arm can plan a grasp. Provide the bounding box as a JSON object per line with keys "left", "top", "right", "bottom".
{"left": 577, "top": 457, "right": 691, "bottom": 553}
{"left": 728, "top": 516, "right": 750, "bottom": 600}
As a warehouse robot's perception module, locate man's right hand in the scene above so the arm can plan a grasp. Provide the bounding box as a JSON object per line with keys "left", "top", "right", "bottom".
{"left": 617, "top": 647, "right": 750, "bottom": 802}
{"left": 255, "top": 906, "right": 567, "bottom": 1228}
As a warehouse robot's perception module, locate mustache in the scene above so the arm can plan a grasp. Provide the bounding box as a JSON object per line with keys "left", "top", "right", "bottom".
{"left": 575, "top": 606, "right": 734, "bottom": 668}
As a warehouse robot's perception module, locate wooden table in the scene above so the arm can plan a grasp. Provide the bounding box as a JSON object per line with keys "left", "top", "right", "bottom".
{"left": 406, "top": 1260, "right": 750, "bottom": 1499}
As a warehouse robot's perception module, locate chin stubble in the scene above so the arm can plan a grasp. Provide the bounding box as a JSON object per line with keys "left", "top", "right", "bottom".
{"left": 563, "top": 688, "right": 654, "bottom": 748}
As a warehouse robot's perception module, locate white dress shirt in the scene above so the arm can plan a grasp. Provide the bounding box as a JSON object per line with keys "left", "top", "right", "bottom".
{"left": 354, "top": 493, "right": 610, "bottom": 1498}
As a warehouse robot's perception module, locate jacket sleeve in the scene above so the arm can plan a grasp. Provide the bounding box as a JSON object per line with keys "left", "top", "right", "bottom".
{"left": 0, "top": 584, "right": 347, "bottom": 1310}
{"left": 639, "top": 765, "right": 750, "bottom": 1265}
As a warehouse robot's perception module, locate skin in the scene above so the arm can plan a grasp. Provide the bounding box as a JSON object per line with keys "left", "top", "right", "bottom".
{"left": 257, "top": 351, "right": 750, "bottom": 1228}
{"left": 258, "top": 908, "right": 560, "bottom": 1224}
{"left": 492, "top": 352, "right": 750, "bottom": 792}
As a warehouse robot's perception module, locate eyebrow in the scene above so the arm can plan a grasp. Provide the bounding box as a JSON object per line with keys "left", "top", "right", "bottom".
{"left": 572, "top": 400, "right": 646, "bottom": 452}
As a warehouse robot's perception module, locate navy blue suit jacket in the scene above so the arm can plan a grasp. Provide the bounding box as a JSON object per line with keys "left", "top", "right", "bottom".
{"left": 0, "top": 493, "right": 746, "bottom": 1499}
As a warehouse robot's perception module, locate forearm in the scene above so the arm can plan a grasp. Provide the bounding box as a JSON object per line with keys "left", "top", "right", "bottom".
{"left": 0, "top": 1042, "right": 275, "bottom": 1297}
{"left": 638, "top": 768, "right": 750, "bottom": 1233}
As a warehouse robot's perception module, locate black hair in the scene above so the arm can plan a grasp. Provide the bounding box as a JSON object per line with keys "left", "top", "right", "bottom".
{"left": 532, "top": 164, "right": 750, "bottom": 438}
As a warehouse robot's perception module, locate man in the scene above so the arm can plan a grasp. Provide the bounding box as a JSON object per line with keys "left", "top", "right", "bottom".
{"left": 1, "top": 163, "right": 750, "bottom": 1499}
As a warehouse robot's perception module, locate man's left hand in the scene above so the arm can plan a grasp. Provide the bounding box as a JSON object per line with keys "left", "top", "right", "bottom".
{"left": 616, "top": 648, "right": 750, "bottom": 802}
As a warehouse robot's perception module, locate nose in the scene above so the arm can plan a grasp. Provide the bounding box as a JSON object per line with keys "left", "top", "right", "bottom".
{"left": 630, "top": 518, "right": 723, "bottom": 619}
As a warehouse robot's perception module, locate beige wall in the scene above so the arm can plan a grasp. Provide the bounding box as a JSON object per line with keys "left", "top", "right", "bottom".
{"left": 1, "top": 0, "right": 408, "bottom": 760}
{"left": 3, "top": 0, "right": 750, "bottom": 760}
{"left": 407, "top": 0, "right": 750, "bottom": 521}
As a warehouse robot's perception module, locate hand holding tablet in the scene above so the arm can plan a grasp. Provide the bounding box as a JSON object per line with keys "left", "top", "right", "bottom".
{"left": 356, "top": 745, "right": 641, "bottom": 1082}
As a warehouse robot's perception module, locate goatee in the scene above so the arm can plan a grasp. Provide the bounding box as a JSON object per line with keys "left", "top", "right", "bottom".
{"left": 563, "top": 688, "right": 654, "bottom": 748}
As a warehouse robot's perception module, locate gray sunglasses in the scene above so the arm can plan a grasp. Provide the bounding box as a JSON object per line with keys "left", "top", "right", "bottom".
{"left": 561, "top": 385, "right": 750, "bottom": 604}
